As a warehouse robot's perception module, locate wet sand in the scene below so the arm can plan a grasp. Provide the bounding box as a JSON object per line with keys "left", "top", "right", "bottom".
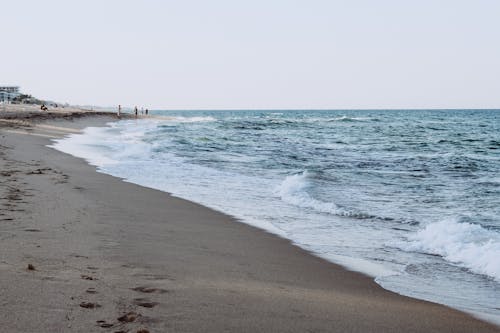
{"left": 0, "top": 109, "right": 498, "bottom": 332}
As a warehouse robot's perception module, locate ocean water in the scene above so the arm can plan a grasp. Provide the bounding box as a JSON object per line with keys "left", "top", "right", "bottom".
{"left": 51, "top": 110, "right": 500, "bottom": 322}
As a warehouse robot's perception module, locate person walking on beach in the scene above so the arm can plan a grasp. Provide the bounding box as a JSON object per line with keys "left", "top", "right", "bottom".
{"left": 117, "top": 104, "right": 122, "bottom": 118}
{"left": 145, "top": 108, "right": 148, "bottom": 115}
{"left": 134, "top": 106, "right": 138, "bottom": 118}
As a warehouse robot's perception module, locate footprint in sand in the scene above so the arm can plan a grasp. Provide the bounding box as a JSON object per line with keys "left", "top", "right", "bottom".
{"left": 133, "top": 298, "right": 159, "bottom": 308}
{"left": 117, "top": 311, "right": 141, "bottom": 323}
{"left": 86, "top": 287, "right": 97, "bottom": 294}
{"left": 80, "top": 302, "right": 101, "bottom": 309}
{"left": 24, "top": 228, "right": 41, "bottom": 232}
{"left": 131, "top": 286, "right": 168, "bottom": 294}
{"left": 96, "top": 320, "right": 114, "bottom": 328}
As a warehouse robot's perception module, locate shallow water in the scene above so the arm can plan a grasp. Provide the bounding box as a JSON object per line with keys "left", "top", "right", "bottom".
{"left": 51, "top": 109, "right": 500, "bottom": 322}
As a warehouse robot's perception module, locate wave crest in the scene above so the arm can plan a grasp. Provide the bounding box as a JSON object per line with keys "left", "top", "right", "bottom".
{"left": 152, "top": 115, "right": 216, "bottom": 123}
{"left": 326, "top": 116, "right": 372, "bottom": 122}
{"left": 277, "top": 171, "right": 368, "bottom": 218}
{"left": 392, "top": 218, "right": 500, "bottom": 281}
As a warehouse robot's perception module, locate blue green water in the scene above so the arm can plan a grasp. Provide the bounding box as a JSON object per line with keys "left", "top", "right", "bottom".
{"left": 52, "top": 109, "right": 500, "bottom": 322}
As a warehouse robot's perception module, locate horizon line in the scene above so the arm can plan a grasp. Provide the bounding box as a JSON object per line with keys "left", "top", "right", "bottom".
{"left": 141, "top": 107, "right": 500, "bottom": 111}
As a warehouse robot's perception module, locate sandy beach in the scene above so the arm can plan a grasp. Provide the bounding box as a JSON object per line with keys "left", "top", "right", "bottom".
{"left": 0, "top": 107, "right": 498, "bottom": 332}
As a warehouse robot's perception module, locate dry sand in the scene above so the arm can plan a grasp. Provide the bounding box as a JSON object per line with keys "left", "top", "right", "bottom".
{"left": 0, "top": 108, "right": 498, "bottom": 332}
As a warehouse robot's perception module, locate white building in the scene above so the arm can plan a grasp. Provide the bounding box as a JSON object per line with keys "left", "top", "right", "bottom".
{"left": 0, "top": 86, "right": 21, "bottom": 103}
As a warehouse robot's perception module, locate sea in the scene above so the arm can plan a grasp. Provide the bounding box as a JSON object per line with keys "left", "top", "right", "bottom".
{"left": 51, "top": 109, "right": 500, "bottom": 323}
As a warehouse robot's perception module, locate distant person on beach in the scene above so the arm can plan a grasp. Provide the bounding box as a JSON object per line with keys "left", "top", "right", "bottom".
{"left": 40, "top": 104, "right": 48, "bottom": 111}
{"left": 134, "top": 106, "right": 138, "bottom": 118}
{"left": 145, "top": 108, "right": 148, "bottom": 115}
{"left": 117, "top": 104, "right": 121, "bottom": 117}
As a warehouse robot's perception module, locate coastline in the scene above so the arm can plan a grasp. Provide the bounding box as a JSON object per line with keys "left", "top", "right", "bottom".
{"left": 1, "top": 109, "right": 498, "bottom": 332}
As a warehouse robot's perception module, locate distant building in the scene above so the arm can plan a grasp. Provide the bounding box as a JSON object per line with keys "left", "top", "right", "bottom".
{"left": 0, "top": 86, "right": 19, "bottom": 93}
{"left": 0, "top": 86, "right": 21, "bottom": 103}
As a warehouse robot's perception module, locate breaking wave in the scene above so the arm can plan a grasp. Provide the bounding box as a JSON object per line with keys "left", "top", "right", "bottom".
{"left": 276, "top": 171, "right": 370, "bottom": 218}
{"left": 393, "top": 218, "right": 500, "bottom": 282}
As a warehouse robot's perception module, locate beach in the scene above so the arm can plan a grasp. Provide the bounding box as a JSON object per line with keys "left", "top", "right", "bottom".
{"left": 0, "top": 107, "right": 498, "bottom": 332}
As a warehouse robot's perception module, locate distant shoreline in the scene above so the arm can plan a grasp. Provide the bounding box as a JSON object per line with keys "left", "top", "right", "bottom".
{"left": 3, "top": 103, "right": 500, "bottom": 113}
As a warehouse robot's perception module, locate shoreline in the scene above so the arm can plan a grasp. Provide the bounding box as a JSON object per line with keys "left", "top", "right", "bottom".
{"left": 1, "top": 109, "right": 499, "bottom": 332}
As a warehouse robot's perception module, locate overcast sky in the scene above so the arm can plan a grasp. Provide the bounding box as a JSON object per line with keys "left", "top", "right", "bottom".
{"left": 2, "top": 0, "right": 500, "bottom": 109}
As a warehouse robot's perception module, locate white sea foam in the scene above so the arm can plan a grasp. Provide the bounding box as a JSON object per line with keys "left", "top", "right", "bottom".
{"left": 326, "top": 116, "right": 372, "bottom": 122}
{"left": 322, "top": 253, "right": 398, "bottom": 278}
{"left": 49, "top": 126, "right": 119, "bottom": 166}
{"left": 393, "top": 218, "right": 500, "bottom": 282}
{"left": 169, "top": 116, "right": 217, "bottom": 123}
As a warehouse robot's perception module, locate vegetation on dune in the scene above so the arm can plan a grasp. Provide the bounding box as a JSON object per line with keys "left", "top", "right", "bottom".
{"left": 11, "top": 94, "right": 45, "bottom": 105}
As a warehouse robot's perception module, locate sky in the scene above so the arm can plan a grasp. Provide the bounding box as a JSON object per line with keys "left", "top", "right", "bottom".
{"left": 1, "top": 0, "right": 500, "bottom": 109}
